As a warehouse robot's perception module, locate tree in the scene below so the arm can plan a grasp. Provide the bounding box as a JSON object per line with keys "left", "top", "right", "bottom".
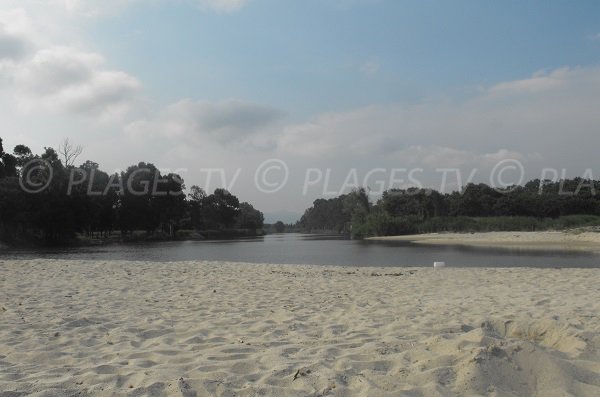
{"left": 1, "top": 137, "right": 270, "bottom": 244}
{"left": 14, "top": 145, "right": 32, "bottom": 157}
{"left": 155, "top": 173, "right": 186, "bottom": 236}
{"left": 0, "top": 138, "right": 18, "bottom": 178}
{"left": 344, "top": 187, "right": 370, "bottom": 230}
{"left": 188, "top": 185, "right": 207, "bottom": 202}
{"left": 203, "top": 188, "right": 240, "bottom": 228}
{"left": 0, "top": 138, "right": 3, "bottom": 178}
{"left": 298, "top": 196, "right": 348, "bottom": 232}
{"left": 237, "top": 202, "right": 264, "bottom": 230}
{"left": 118, "top": 162, "right": 161, "bottom": 234}
{"left": 13, "top": 144, "right": 33, "bottom": 172}
{"left": 0, "top": 153, "right": 17, "bottom": 178}
{"left": 73, "top": 160, "right": 118, "bottom": 237}
{"left": 274, "top": 221, "right": 285, "bottom": 233}
{"left": 58, "top": 138, "right": 83, "bottom": 167}
{"left": 188, "top": 185, "right": 207, "bottom": 229}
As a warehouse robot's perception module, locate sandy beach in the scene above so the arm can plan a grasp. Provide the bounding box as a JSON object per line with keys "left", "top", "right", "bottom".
{"left": 1, "top": 259, "right": 600, "bottom": 396}
{"left": 369, "top": 231, "right": 600, "bottom": 253}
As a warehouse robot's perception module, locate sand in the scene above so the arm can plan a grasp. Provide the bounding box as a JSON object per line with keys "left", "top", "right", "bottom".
{"left": 1, "top": 259, "right": 600, "bottom": 396}
{"left": 369, "top": 231, "right": 600, "bottom": 253}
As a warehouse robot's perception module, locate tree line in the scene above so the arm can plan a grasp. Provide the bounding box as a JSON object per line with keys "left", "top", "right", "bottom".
{"left": 297, "top": 179, "right": 600, "bottom": 238}
{"left": 0, "top": 137, "right": 264, "bottom": 244}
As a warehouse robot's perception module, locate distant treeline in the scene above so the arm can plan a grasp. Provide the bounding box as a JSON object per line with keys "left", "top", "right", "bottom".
{"left": 0, "top": 137, "right": 264, "bottom": 244}
{"left": 263, "top": 221, "right": 301, "bottom": 234}
{"left": 297, "top": 179, "right": 600, "bottom": 238}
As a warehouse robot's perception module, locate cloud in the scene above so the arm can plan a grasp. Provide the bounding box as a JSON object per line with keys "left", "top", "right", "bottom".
{"left": 0, "top": 9, "right": 36, "bottom": 61}
{"left": 360, "top": 60, "right": 380, "bottom": 77}
{"left": 0, "top": 25, "right": 30, "bottom": 61}
{"left": 331, "top": 0, "right": 384, "bottom": 9}
{"left": 390, "top": 146, "right": 540, "bottom": 169}
{"left": 487, "top": 68, "right": 570, "bottom": 96}
{"left": 196, "top": 0, "right": 249, "bottom": 13}
{"left": 45, "top": 0, "right": 252, "bottom": 16}
{"left": 0, "top": 36, "right": 26, "bottom": 63}
{"left": 3, "top": 0, "right": 600, "bottom": 210}
{"left": 276, "top": 66, "right": 600, "bottom": 173}
{"left": 46, "top": 0, "right": 138, "bottom": 17}
{"left": 10, "top": 46, "right": 141, "bottom": 117}
{"left": 36, "top": 0, "right": 249, "bottom": 16}
{"left": 0, "top": 7, "right": 141, "bottom": 118}
{"left": 125, "top": 99, "right": 284, "bottom": 146}
{"left": 588, "top": 32, "right": 600, "bottom": 41}
{"left": 0, "top": 0, "right": 249, "bottom": 24}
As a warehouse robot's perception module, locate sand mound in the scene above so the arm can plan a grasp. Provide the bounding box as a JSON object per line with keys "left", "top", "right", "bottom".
{"left": 480, "top": 318, "right": 587, "bottom": 356}
{"left": 446, "top": 318, "right": 597, "bottom": 396}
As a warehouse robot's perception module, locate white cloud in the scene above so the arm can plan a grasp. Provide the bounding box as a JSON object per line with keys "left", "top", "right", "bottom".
{"left": 588, "top": 32, "right": 600, "bottom": 41}
{"left": 0, "top": 7, "right": 141, "bottom": 119}
{"left": 389, "top": 146, "right": 537, "bottom": 169}
{"left": 196, "top": 0, "right": 249, "bottom": 13}
{"left": 0, "top": 0, "right": 248, "bottom": 38}
{"left": 10, "top": 46, "right": 141, "bottom": 117}
{"left": 487, "top": 68, "right": 570, "bottom": 96}
{"left": 276, "top": 66, "right": 600, "bottom": 174}
{"left": 2, "top": 1, "right": 600, "bottom": 211}
{"left": 0, "top": 9, "right": 37, "bottom": 61}
{"left": 20, "top": 0, "right": 249, "bottom": 16}
{"left": 46, "top": 0, "right": 139, "bottom": 17}
{"left": 0, "top": 28, "right": 28, "bottom": 61}
{"left": 360, "top": 59, "right": 380, "bottom": 77}
{"left": 125, "top": 99, "right": 284, "bottom": 146}
{"left": 331, "top": 0, "right": 384, "bottom": 9}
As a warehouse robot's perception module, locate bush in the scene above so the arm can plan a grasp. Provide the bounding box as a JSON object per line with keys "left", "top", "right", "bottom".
{"left": 416, "top": 215, "right": 600, "bottom": 234}
{"left": 352, "top": 211, "right": 420, "bottom": 238}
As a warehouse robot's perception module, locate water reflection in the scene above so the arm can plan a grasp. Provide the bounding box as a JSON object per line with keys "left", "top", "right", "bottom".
{"left": 1, "top": 233, "right": 599, "bottom": 268}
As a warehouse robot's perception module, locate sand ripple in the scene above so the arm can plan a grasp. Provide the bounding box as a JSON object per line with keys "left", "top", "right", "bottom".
{"left": 1, "top": 259, "right": 599, "bottom": 396}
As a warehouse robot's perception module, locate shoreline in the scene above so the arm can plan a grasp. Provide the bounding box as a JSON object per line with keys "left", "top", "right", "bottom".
{"left": 1, "top": 259, "right": 600, "bottom": 396}
{"left": 368, "top": 231, "right": 600, "bottom": 253}
{"left": 0, "top": 229, "right": 269, "bottom": 248}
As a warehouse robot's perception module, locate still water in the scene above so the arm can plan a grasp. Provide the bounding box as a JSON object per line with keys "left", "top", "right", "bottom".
{"left": 1, "top": 233, "right": 599, "bottom": 268}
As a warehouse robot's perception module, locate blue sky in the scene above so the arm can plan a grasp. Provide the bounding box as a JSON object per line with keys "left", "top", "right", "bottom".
{"left": 86, "top": 0, "right": 600, "bottom": 116}
{"left": 1, "top": 0, "right": 600, "bottom": 220}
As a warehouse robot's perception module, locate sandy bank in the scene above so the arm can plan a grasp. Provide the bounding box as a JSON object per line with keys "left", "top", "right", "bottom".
{"left": 1, "top": 259, "right": 600, "bottom": 396}
{"left": 369, "top": 231, "right": 600, "bottom": 253}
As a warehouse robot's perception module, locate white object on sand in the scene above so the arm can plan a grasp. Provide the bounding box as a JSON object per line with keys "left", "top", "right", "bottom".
{"left": 433, "top": 261, "right": 446, "bottom": 268}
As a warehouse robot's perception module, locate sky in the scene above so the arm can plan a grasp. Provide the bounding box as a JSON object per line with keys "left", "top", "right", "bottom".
{"left": 1, "top": 0, "right": 600, "bottom": 222}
